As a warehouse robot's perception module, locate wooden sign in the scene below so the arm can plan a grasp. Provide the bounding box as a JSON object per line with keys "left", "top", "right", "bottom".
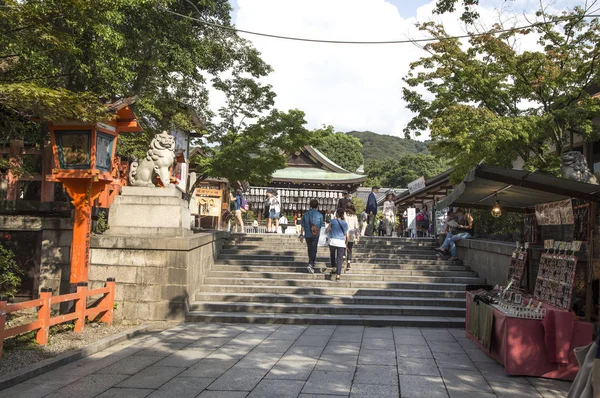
{"left": 196, "top": 187, "right": 221, "bottom": 197}
{"left": 407, "top": 177, "right": 426, "bottom": 194}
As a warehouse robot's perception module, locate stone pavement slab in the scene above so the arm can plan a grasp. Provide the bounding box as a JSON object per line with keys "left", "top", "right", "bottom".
{"left": 350, "top": 382, "right": 400, "bottom": 398}
{"left": 302, "top": 370, "right": 354, "bottom": 395}
{"left": 399, "top": 375, "right": 449, "bottom": 398}
{"left": 0, "top": 323, "right": 571, "bottom": 398}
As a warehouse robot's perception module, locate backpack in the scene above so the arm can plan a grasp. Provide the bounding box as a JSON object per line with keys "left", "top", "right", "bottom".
{"left": 416, "top": 213, "right": 425, "bottom": 222}
{"left": 240, "top": 196, "right": 249, "bottom": 212}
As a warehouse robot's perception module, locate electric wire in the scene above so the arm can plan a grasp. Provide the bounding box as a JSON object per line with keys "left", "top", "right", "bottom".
{"left": 163, "top": 8, "right": 600, "bottom": 45}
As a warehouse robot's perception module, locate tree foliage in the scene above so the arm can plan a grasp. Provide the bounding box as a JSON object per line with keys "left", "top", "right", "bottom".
{"left": 433, "top": 0, "right": 484, "bottom": 24}
{"left": 403, "top": 6, "right": 600, "bottom": 181}
{"left": 365, "top": 154, "right": 448, "bottom": 188}
{"left": 0, "top": 0, "right": 272, "bottom": 158}
{"left": 347, "top": 131, "right": 429, "bottom": 165}
{"left": 0, "top": 244, "right": 22, "bottom": 298}
{"left": 193, "top": 109, "right": 321, "bottom": 185}
{"left": 315, "top": 127, "right": 364, "bottom": 172}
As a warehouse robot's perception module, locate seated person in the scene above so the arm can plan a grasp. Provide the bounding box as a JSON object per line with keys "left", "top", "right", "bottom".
{"left": 435, "top": 208, "right": 473, "bottom": 261}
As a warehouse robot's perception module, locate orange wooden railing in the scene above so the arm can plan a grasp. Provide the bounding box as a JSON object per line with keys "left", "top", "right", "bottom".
{"left": 0, "top": 278, "right": 116, "bottom": 359}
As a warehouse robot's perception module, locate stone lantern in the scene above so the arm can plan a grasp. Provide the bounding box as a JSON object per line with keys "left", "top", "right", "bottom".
{"left": 46, "top": 98, "right": 142, "bottom": 285}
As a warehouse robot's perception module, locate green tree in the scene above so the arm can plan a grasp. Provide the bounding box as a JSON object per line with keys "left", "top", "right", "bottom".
{"left": 0, "top": 0, "right": 271, "bottom": 159}
{"left": 315, "top": 129, "right": 364, "bottom": 172}
{"left": 432, "top": 0, "right": 483, "bottom": 23}
{"left": 347, "top": 131, "right": 429, "bottom": 164}
{"left": 192, "top": 109, "right": 321, "bottom": 186}
{"left": 0, "top": 245, "right": 22, "bottom": 298}
{"left": 403, "top": 7, "right": 600, "bottom": 181}
{"left": 365, "top": 154, "right": 448, "bottom": 188}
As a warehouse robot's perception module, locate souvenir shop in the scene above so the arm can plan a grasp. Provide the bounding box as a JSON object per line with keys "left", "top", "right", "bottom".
{"left": 436, "top": 164, "right": 600, "bottom": 380}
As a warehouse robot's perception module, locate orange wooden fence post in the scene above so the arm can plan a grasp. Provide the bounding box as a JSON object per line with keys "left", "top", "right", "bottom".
{"left": 0, "top": 296, "right": 7, "bottom": 359}
{"left": 36, "top": 288, "right": 52, "bottom": 346}
{"left": 100, "top": 278, "right": 116, "bottom": 326}
{"left": 74, "top": 282, "right": 87, "bottom": 333}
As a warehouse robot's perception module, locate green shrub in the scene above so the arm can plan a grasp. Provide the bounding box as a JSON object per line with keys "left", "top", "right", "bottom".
{"left": 0, "top": 244, "right": 22, "bottom": 298}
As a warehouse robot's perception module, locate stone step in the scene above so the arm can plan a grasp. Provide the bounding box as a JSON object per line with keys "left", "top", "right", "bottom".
{"left": 228, "top": 235, "right": 437, "bottom": 245}
{"left": 210, "top": 265, "right": 476, "bottom": 277}
{"left": 212, "top": 263, "right": 471, "bottom": 272}
{"left": 204, "top": 277, "right": 471, "bottom": 290}
{"left": 219, "top": 249, "right": 441, "bottom": 260}
{"left": 194, "top": 292, "right": 467, "bottom": 307}
{"left": 189, "top": 301, "right": 466, "bottom": 317}
{"left": 222, "top": 244, "right": 438, "bottom": 252}
{"left": 206, "top": 271, "right": 485, "bottom": 284}
{"left": 199, "top": 285, "right": 468, "bottom": 298}
{"left": 185, "top": 311, "right": 465, "bottom": 328}
{"left": 216, "top": 256, "right": 462, "bottom": 266}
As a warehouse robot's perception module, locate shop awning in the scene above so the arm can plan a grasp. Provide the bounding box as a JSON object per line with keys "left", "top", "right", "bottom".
{"left": 395, "top": 169, "right": 454, "bottom": 207}
{"left": 435, "top": 164, "right": 600, "bottom": 211}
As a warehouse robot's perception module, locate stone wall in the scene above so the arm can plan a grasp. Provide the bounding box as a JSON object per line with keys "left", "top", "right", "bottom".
{"left": 0, "top": 215, "right": 72, "bottom": 297}
{"left": 89, "top": 231, "right": 227, "bottom": 324}
{"left": 456, "top": 239, "right": 515, "bottom": 286}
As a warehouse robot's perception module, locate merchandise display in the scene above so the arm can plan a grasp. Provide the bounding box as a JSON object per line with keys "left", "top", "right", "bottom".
{"left": 533, "top": 240, "right": 582, "bottom": 310}
{"left": 507, "top": 244, "right": 528, "bottom": 287}
{"left": 573, "top": 201, "right": 590, "bottom": 242}
{"left": 523, "top": 213, "right": 538, "bottom": 243}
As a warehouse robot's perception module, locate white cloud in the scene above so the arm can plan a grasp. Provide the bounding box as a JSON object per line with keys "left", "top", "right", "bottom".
{"left": 225, "top": 0, "right": 584, "bottom": 140}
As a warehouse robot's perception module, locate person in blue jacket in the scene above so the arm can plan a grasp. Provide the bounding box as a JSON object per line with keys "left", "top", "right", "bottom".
{"left": 365, "top": 186, "right": 379, "bottom": 236}
{"left": 300, "top": 199, "right": 324, "bottom": 274}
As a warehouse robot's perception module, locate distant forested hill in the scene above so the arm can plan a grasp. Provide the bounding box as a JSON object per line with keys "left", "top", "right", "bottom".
{"left": 347, "top": 131, "right": 429, "bottom": 165}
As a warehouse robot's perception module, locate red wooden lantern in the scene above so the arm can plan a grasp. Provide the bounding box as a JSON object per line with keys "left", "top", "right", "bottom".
{"left": 46, "top": 98, "right": 142, "bottom": 285}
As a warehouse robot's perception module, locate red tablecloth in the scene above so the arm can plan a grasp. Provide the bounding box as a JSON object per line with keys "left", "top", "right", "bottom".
{"left": 465, "top": 291, "right": 594, "bottom": 380}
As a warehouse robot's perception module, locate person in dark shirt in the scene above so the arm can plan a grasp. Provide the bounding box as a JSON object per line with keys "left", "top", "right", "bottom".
{"left": 365, "top": 186, "right": 379, "bottom": 236}
{"left": 337, "top": 192, "right": 351, "bottom": 211}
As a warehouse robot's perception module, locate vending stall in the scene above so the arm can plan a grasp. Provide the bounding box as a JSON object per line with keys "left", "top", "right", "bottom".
{"left": 435, "top": 164, "right": 599, "bottom": 380}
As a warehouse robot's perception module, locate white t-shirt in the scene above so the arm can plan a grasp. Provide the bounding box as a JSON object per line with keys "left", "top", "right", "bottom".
{"left": 269, "top": 196, "right": 281, "bottom": 213}
{"left": 345, "top": 213, "right": 360, "bottom": 242}
{"left": 279, "top": 216, "right": 288, "bottom": 225}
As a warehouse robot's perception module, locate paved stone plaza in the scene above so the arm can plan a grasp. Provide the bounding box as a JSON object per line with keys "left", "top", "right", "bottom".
{"left": 2, "top": 323, "right": 571, "bottom": 398}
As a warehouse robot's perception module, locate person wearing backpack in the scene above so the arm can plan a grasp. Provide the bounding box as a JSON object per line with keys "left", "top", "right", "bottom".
{"left": 326, "top": 208, "right": 349, "bottom": 282}
{"left": 229, "top": 189, "right": 245, "bottom": 233}
{"left": 300, "top": 199, "right": 324, "bottom": 274}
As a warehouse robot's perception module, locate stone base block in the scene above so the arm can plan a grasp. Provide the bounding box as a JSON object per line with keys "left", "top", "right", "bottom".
{"left": 90, "top": 231, "right": 227, "bottom": 323}
{"left": 106, "top": 186, "right": 191, "bottom": 237}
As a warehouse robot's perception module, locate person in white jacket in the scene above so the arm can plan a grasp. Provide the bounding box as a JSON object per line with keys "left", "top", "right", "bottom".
{"left": 344, "top": 202, "right": 360, "bottom": 271}
{"left": 383, "top": 193, "right": 396, "bottom": 236}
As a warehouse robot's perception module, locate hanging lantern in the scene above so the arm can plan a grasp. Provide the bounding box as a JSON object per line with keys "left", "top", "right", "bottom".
{"left": 491, "top": 200, "right": 502, "bottom": 218}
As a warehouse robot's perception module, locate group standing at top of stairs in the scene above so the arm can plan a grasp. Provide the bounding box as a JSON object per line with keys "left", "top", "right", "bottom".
{"left": 186, "top": 234, "right": 485, "bottom": 328}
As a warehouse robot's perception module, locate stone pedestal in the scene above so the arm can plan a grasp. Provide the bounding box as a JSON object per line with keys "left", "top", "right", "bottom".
{"left": 106, "top": 186, "right": 192, "bottom": 237}
{"left": 90, "top": 186, "right": 227, "bottom": 324}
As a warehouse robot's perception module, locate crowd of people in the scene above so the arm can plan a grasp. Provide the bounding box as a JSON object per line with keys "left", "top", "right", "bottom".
{"left": 230, "top": 187, "right": 474, "bottom": 281}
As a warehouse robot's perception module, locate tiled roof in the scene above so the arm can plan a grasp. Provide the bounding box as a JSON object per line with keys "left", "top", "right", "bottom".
{"left": 272, "top": 166, "right": 368, "bottom": 184}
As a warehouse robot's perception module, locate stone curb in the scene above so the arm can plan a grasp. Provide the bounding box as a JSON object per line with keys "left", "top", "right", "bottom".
{"left": 0, "top": 324, "right": 150, "bottom": 391}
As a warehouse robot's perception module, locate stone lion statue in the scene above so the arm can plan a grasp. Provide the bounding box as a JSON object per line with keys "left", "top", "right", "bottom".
{"left": 129, "top": 131, "right": 176, "bottom": 187}
{"left": 562, "top": 151, "right": 598, "bottom": 185}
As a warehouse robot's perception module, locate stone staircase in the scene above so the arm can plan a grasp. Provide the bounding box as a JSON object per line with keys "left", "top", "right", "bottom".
{"left": 186, "top": 234, "right": 485, "bottom": 327}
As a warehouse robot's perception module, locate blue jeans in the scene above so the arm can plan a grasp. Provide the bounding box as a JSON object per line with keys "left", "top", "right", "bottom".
{"left": 306, "top": 237, "right": 319, "bottom": 266}
{"left": 441, "top": 232, "right": 471, "bottom": 257}
{"left": 330, "top": 246, "right": 345, "bottom": 276}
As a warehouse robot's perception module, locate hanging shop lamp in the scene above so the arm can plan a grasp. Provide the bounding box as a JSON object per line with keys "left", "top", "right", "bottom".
{"left": 491, "top": 200, "right": 502, "bottom": 218}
